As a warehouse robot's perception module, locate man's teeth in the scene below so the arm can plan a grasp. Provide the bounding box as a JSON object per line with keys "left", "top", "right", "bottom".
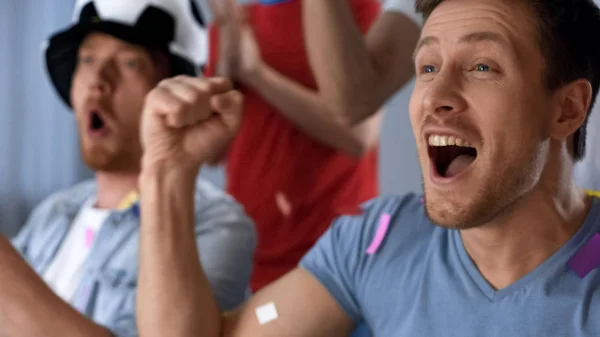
{"left": 428, "top": 134, "right": 472, "bottom": 147}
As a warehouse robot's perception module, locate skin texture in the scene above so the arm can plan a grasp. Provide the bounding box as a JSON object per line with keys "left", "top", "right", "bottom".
{"left": 412, "top": 0, "right": 550, "bottom": 228}
{"left": 0, "top": 33, "right": 170, "bottom": 337}
{"left": 71, "top": 33, "right": 163, "bottom": 174}
{"left": 136, "top": 0, "right": 595, "bottom": 335}
{"left": 70, "top": 33, "right": 167, "bottom": 209}
{"left": 0, "top": 236, "right": 112, "bottom": 337}
{"left": 208, "top": 0, "right": 382, "bottom": 157}
{"left": 137, "top": 76, "right": 244, "bottom": 337}
{"left": 412, "top": 0, "right": 592, "bottom": 289}
{"left": 302, "top": 0, "right": 421, "bottom": 124}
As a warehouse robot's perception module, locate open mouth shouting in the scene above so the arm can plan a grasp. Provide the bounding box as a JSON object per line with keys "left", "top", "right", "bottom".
{"left": 427, "top": 134, "right": 478, "bottom": 183}
{"left": 87, "top": 109, "right": 110, "bottom": 137}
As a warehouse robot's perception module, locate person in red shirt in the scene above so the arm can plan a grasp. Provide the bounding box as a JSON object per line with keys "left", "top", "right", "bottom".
{"left": 206, "top": 0, "right": 383, "bottom": 292}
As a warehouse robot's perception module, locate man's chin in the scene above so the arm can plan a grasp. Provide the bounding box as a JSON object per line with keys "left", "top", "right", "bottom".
{"left": 81, "top": 150, "right": 121, "bottom": 172}
{"left": 423, "top": 194, "right": 489, "bottom": 230}
{"left": 82, "top": 156, "right": 116, "bottom": 172}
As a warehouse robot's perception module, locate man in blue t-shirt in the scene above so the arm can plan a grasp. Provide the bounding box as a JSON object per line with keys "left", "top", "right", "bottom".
{"left": 133, "top": 0, "right": 600, "bottom": 336}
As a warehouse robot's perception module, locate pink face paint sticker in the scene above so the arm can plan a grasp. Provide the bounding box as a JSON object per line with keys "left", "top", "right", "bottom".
{"left": 568, "top": 233, "right": 600, "bottom": 278}
{"left": 366, "top": 213, "right": 391, "bottom": 255}
{"left": 275, "top": 192, "right": 292, "bottom": 217}
{"left": 85, "top": 228, "right": 95, "bottom": 248}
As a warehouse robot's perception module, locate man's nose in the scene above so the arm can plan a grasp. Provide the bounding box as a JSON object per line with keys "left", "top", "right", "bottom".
{"left": 421, "top": 70, "right": 467, "bottom": 117}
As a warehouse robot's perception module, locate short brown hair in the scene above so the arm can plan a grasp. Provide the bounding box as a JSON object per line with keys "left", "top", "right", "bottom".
{"left": 415, "top": 0, "right": 600, "bottom": 161}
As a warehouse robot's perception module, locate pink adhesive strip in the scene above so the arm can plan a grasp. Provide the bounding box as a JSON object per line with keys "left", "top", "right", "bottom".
{"left": 366, "top": 213, "right": 391, "bottom": 255}
{"left": 85, "top": 228, "right": 94, "bottom": 248}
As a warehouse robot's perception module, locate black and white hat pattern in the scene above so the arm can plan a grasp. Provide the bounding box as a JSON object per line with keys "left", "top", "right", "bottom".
{"left": 44, "top": 0, "right": 207, "bottom": 107}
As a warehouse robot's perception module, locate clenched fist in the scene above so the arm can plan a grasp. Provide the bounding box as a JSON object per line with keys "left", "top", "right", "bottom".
{"left": 140, "top": 76, "right": 242, "bottom": 175}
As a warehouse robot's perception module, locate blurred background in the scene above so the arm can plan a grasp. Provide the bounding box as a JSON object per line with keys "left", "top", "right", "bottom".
{"left": 0, "top": 0, "right": 420, "bottom": 236}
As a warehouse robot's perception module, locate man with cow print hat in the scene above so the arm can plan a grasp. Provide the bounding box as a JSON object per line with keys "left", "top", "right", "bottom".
{"left": 0, "top": 1, "right": 256, "bottom": 336}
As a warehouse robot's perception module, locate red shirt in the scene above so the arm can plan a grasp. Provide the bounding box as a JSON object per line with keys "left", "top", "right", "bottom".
{"left": 206, "top": 0, "right": 381, "bottom": 291}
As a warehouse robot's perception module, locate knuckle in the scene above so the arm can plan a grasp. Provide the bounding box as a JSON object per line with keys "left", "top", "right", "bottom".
{"left": 143, "top": 89, "right": 161, "bottom": 109}
{"left": 231, "top": 90, "right": 243, "bottom": 103}
{"left": 191, "top": 91, "right": 207, "bottom": 106}
{"left": 157, "top": 78, "right": 173, "bottom": 88}
{"left": 228, "top": 91, "right": 244, "bottom": 113}
{"left": 173, "top": 74, "right": 190, "bottom": 82}
{"left": 195, "top": 79, "right": 211, "bottom": 92}
{"left": 170, "top": 98, "right": 186, "bottom": 113}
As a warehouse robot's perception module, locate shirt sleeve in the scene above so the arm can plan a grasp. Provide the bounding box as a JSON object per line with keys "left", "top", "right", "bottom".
{"left": 103, "top": 291, "right": 138, "bottom": 337}
{"left": 193, "top": 180, "right": 257, "bottom": 311}
{"left": 10, "top": 194, "right": 58, "bottom": 258}
{"left": 299, "top": 214, "right": 365, "bottom": 322}
{"left": 382, "top": 0, "right": 423, "bottom": 27}
{"left": 299, "top": 196, "right": 404, "bottom": 322}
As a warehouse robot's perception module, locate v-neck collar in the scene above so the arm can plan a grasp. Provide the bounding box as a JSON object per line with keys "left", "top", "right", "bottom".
{"left": 452, "top": 197, "right": 600, "bottom": 302}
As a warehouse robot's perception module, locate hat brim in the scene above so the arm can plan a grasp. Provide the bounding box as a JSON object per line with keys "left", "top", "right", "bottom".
{"left": 45, "top": 20, "right": 197, "bottom": 108}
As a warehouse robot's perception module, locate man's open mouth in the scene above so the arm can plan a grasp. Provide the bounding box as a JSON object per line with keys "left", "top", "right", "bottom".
{"left": 427, "top": 134, "right": 477, "bottom": 178}
{"left": 89, "top": 110, "right": 106, "bottom": 132}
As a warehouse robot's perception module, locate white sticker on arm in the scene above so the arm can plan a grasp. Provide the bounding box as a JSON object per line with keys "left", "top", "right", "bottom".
{"left": 255, "top": 302, "right": 279, "bottom": 325}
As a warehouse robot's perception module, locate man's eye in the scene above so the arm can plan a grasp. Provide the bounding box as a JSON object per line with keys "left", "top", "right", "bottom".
{"left": 475, "top": 64, "right": 491, "bottom": 72}
{"left": 79, "top": 55, "right": 93, "bottom": 64}
{"left": 422, "top": 65, "right": 437, "bottom": 73}
{"left": 124, "top": 59, "right": 139, "bottom": 69}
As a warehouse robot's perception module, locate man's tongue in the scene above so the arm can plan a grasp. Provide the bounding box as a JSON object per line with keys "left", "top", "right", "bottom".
{"left": 445, "top": 154, "right": 475, "bottom": 177}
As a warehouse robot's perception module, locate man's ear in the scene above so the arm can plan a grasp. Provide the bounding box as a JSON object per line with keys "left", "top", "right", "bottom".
{"left": 549, "top": 79, "right": 592, "bottom": 141}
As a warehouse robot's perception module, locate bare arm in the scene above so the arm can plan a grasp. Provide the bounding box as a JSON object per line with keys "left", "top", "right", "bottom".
{"left": 137, "top": 76, "right": 355, "bottom": 337}
{"left": 303, "top": 0, "right": 420, "bottom": 125}
{"left": 136, "top": 168, "right": 354, "bottom": 337}
{"left": 0, "top": 236, "right": 112, "bottom": 337}
{"left": 222, "top": 268, "right": 354, "bottom": 337}
{"left": 137, "top": 167, "right": 221, "bottom": 337}
{"left": 245, "top": 62, "right": 382, "bottom": 157}
{"left": 208, "top": 4, "right": 382, "bottom": 156}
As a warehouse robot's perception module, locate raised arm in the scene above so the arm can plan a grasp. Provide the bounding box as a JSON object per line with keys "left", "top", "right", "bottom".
{"left": 207, "top": 1, "right": 382, "bottom": 156}
{"left": 136, "top": 76, "right": 356, "bottom": 337}
{"left": 303, "top": 0, "right": 421, "bottom": 125}
{"left": 137, "top": 172, "right": 355, "bottom": 337}
{"left": 238, "top": 26, "right": 382, "bottom": 157}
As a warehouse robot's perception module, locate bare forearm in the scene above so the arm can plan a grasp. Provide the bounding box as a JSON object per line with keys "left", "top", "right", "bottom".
{"left": 137, "top": 166, "right": 221, "bottom": 337}
{"left": 0, "top": 238, "right": 111, "bottom": 337}
{"left": 243, "top": 64, "right": 369, "bottom": 156}
{"left": 303, "top": 0, "right": 382, "bottom": 124}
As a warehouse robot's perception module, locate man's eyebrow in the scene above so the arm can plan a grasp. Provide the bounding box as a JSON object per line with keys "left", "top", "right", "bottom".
{"left": 79, "top": 39, "right": 96, "bottom": 50}
{"left": 412, "top": 31, "right": 509, "bottom": 62}
{"left": 412, "top": 35, "right": 438, "bottom": 62}
{"left": 459, "top": 31, "right": 508, "bottom": 46}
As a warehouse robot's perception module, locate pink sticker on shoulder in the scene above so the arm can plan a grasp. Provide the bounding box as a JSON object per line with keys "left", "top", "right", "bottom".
{"left": 366, "top": 213, "right": 391, "bottom": 255}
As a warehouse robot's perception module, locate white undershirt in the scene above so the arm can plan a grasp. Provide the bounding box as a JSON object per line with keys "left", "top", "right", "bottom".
{"left": 43, "top": 198, "right": 110, "bottom": 302}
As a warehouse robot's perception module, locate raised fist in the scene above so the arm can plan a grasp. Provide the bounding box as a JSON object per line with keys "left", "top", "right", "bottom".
{"left": 140, "top": 76, "right": 242, "bottom": 174}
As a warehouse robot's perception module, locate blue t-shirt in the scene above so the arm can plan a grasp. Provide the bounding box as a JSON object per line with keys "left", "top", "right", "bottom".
{"left": 300, "top": 194, "right": 600, "bottom": 336}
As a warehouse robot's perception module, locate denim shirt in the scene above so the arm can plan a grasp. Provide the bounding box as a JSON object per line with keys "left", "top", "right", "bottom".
{"left": 11, "top": 177, "right": 256, "bottom": 337}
